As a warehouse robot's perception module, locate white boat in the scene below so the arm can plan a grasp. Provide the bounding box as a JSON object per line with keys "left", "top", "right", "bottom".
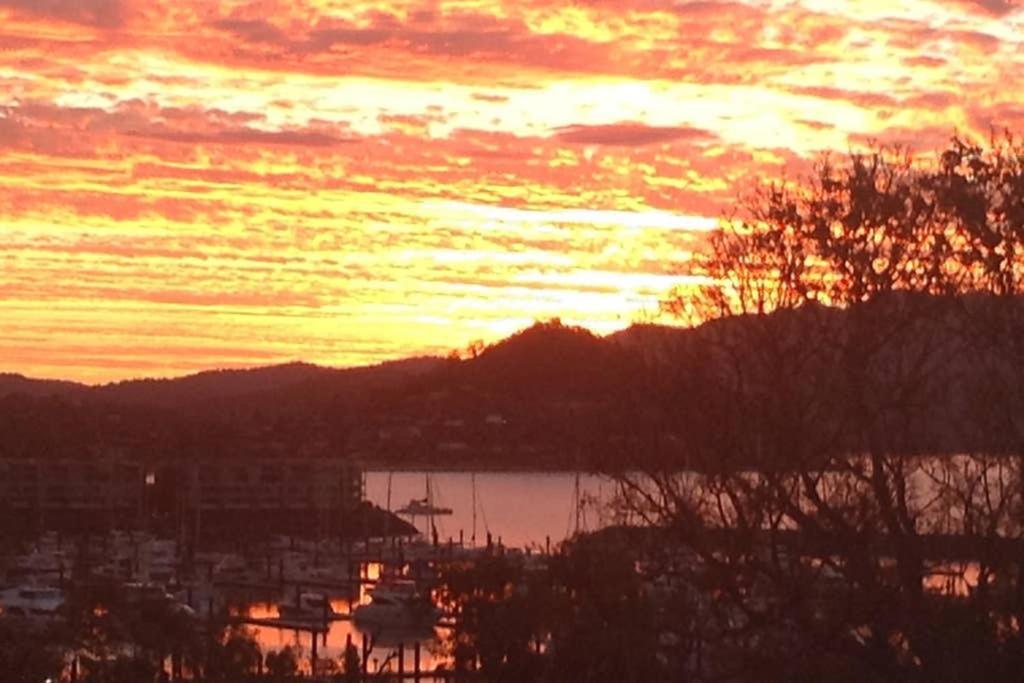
{"left": 8, "top": 547, "right": 68, "bottom": 582}
{"left": 139, "top": 539, "right": 178, "bottom": 584}
{"left": 91, "top": 554, "right": 133, "bottom": 581}
{"left": 395, "top": 475, "right": 453, "bottom": 517}
{"left": 173, "top": 583, "right": 214, "bottom": 618}
{"left": 0, "top": 586, "right": 64, "bottom": 619}
{"left": 277, "top": 591, "right": 337, "bottom": 622}
{"left": 122, "top": 583, "right": 196, "bottom": 618}
{"left": 273, "top": 551, "right": 347, "bottom": 584}
{"left": 396, "top": 498, "right": 453, "bottom": 516}
{"left": 211, "top": 553, "right": 249, "bottom": 580}
{"left": 353, "top": 579, "right": 439, "bottom": 627}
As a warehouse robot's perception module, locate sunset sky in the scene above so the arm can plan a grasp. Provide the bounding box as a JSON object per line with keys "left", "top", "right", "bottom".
{"left": 2, "top": 0, "right": 1022, "bottom": 383}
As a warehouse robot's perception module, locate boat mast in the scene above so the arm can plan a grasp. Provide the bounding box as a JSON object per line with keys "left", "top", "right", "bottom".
{"left": 573, "top": 472, "right": 581, "bottom": 536}
{"left": 426, "top": 474, "right": 436, "bottom": 542}
{"left": 385, "top": 471, "right": 392, "bottom": 538}
{"left": 386, "top": 472, "right": 393, "bottom": 513}
{"left": 471, "top": 472, "right": 477, "bottom": 547}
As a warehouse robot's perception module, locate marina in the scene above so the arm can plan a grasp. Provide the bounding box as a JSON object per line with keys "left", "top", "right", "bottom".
{"left": 0, "top": 469, "right": 605, "bottom": 679}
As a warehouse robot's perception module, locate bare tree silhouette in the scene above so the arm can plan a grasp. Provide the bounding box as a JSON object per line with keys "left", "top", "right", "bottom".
{"left": 615, "top": 133, "right": 1024, "bottom": 682}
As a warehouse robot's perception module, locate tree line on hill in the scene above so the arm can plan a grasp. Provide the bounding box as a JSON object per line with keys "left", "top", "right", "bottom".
{"left": 2, "top": 299, "right": 1023, "bottom": 469}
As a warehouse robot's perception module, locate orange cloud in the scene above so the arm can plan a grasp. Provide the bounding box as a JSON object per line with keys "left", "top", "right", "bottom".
{"left": 0, "top": 0, "right": 1021, "bottom": 381}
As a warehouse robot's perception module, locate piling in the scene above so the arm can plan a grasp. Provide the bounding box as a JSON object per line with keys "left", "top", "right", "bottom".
{"left": 311, "top": 628, "right": 318, "bottom": 674}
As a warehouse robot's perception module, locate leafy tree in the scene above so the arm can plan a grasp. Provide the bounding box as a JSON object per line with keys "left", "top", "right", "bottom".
{"left": 265, "top": 645, "right": 300, "bottom": 679}
{"left": 0, "top": 621, "right": 65, "bottom": 683}
{"left": 438, "top": 555, "right": 548, "bottom": 680}
{"left": 341, "top": 641, "right": 361, "bottom": 682}
{"left": 437, "top": 538, "right": 679, "bottom": 682}
{"left": 544, "top": 532, "right": 671, "bottom": 682}
{"left": 59, "top": 581, "right": 201, "bottom": 680}
{"left": 203, "top": 626, "right": 262, "bottom": 680}
{"left": 80, "top": 654, "right": 158, "bottom": 683}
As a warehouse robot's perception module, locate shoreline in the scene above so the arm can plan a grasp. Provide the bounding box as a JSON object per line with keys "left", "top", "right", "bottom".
{"left": 361, "top": 466, "right": 610, "bottom": 475}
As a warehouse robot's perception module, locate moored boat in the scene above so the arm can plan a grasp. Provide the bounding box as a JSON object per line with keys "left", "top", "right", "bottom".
{"left": 277, "top": 591, "right": 338, "bottom": 622}
{"left": 0, "top": 585, "right": 65, "bottom": 620}
{"left": 353, "top": 579, "right": 439, "bottom": 627}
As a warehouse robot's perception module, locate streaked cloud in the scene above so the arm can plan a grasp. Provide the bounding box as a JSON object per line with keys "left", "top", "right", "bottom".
{"left": 0, "top": 0, "right": 1021, "bottom": 381}
{"left": 554, "top": 123, "right": 717, "bottom": 146}
{"left": 0, "top": 0, "right": 124, "bottom": 27}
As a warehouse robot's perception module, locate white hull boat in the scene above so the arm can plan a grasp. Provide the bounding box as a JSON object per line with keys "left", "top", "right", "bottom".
{"left": 277, "top": 591, "right": 338, "bottom": 622}
{"left": 353, "top": 580, "right": 439, "bottom": 627}
{"left": 0, "top": 585, "right": 64, "bottom": 620}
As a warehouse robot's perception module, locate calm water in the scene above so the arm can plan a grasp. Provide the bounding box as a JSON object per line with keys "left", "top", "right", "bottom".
{"left": 242, "top": 562, "right": 443, "bottom": 675}
{"left": 245, "top": 604, "right": 443, "bottom": 675}
{"left": 364, "top": 471, "right": 617, "bottom": 549}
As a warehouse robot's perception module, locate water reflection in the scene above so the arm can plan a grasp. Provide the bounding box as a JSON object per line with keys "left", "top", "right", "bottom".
{"left": 236, "top": 561, "right": 445, "bottom": 676}
{"left": 365, "top": 471, "right": 615, "bottom": 548}
{"left": 240, "top": 611, "right": 442, "bottom": 675}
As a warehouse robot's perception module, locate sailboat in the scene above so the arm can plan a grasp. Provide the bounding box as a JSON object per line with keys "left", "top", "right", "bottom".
{"left": 566, "top": 472, "right": 588, "bottom": 538}
{"left": 395, "top": 475, "right": 453, "bottom": 517}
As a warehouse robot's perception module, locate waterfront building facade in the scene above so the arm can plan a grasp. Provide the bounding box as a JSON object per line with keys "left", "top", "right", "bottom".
{"left": 0, "top": 456, "right": 365, "bottom": 537}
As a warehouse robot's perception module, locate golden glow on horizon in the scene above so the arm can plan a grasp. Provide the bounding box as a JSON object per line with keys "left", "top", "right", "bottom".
{"left": 0, "top": 0, "right": 1022, "bottom": 382}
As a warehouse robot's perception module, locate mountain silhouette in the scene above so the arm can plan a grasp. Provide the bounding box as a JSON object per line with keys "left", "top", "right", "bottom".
{"left": 2, "top": 296, "right": 1021, "bottom": 467}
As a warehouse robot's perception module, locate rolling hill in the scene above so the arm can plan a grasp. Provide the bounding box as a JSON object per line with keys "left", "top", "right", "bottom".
{"left": 2, "top": 294, "right": 1022, "bottom": 468}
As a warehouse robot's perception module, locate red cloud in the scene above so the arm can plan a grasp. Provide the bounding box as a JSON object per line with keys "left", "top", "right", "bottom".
{"left": 0, "top": 0, "right": 124, "bottom": 27}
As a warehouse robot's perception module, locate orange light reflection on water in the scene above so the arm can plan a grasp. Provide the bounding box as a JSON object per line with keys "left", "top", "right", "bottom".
{"left": 239, "top": 591, "right": 445, "bottom": 675}
{"left": 923, "top": 562, "right": 981, "bottom": 597}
